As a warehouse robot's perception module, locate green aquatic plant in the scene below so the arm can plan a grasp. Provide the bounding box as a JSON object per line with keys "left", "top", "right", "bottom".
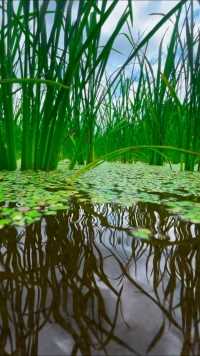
{"left": 71, "top": 144, "right": 200, "bottom": 181}
{"left": 0, "top": 0, "right": 132, "bottom": 171}
{"left": 129, "top": 228, "right": 151, "bottom": 241}
{"left": 90, "top": 1, "right": 200, "bottom": 170}
{"left": 1, "top": 159, "right": 200, "bottom": 229}
{"left": 0, "top": 0, "right": 191, "bottom": 171}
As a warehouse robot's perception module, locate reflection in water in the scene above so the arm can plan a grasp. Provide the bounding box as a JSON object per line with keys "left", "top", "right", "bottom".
{"left": 0, "top": 200, "right": 200, "bottom": 355}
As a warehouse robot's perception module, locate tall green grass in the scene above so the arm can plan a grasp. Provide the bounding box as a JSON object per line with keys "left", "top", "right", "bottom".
{"left": 1, "top": 0, "right": 198, "bottom": 171}
{"left": 91, "top": 1, "right": 200, "bottom": 171}
{"left": 0, "top": 0, "right": 131, "bottom": 170}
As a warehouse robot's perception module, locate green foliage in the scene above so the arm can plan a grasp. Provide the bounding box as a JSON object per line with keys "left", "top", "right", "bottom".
{"left": 88, "top": 1, "right": 200, "bottom": 171}
{"left": 0, "top": 160, "right": 80, "bottom": 228}
{"left": 77, "top": 161, "right": 200, "bottom": 223}
{"left": 2, "top": 159, "right": 200, "bottom": 228}
{"left": 129, "top": 228, "right": 151, "bottom": 240}
{"left": 0, "top": 0, "right": 192, "bottom": 171}
{"left": 0, "top": 0, "right": 131, "bottom": 170}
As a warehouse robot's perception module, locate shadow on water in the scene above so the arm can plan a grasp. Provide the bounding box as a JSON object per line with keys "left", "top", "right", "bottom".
{"left": 0, "top": 199, "right": 200, "bottom": 355}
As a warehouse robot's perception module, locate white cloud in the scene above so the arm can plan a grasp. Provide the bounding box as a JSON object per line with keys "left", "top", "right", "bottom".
{"left": 100, "top": 1, "right": 182, "bottom": 74}
{"left": 42, "top": 0, "right": 200, "bottom": 79}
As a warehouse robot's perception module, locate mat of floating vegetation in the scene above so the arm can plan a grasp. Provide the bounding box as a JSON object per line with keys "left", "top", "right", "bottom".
{"left": 0, "top": 160, "right": 81, "bottom": 228}
{"left": 77, "top": 162, "right": 200, "bottom": 224}
{"left": 1, "top": 160, "right": 200, "bottom": 229}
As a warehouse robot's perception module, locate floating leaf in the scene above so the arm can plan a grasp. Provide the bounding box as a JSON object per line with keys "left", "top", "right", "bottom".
{"left": 0, "top": 218, "right": 10, "bottom": 229}
{"left": 130, "top": 228, "right": 151, "bottom": 240}
{"left": 0, "top": 160, "right": 200, "bottom": 228}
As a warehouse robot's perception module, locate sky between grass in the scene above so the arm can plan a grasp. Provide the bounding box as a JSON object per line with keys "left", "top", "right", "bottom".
{"left": 6, "top": 0, "right": 200, "bottom": 85}
{"left": 101, "top": 0, "right": 200, "bottom": 76}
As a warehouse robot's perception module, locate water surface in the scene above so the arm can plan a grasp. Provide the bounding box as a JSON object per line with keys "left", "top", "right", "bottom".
{"left": 0, "top": 198, "right": 199, "bottom": 355}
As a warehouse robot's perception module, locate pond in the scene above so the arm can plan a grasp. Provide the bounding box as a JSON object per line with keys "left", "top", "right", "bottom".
{"left": 0, "top": 162, "right": 200, "bottom": 355}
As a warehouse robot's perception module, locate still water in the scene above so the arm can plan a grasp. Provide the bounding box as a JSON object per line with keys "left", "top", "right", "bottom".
{"left": 0, "top": 198, "right": 199, "bottom": 355}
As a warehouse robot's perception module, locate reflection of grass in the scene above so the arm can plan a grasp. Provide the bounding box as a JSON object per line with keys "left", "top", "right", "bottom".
{"left": 0, "top": 208, "right": 136, "bottom": 355}
{"left": 126, "top": 210, "right": 200, "bottom": 355}
{"left": 145, "top": 241, "right": 200, "bottom": 355}
{"left": 1, "top": 200, "right": 200, "bottom": 354}
{"left": 84, "top": 201, "right": 200, "bottom": 354}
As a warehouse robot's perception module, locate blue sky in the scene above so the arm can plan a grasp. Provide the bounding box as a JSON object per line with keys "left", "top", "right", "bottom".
{"left": 101, "top": 0, "right": 200, "bottom": 75}
{"left": 12, "top": 0, "right": 199, "bottom": 80}
{"left": 43, "top": 0, "right": 200, "bottom": 77}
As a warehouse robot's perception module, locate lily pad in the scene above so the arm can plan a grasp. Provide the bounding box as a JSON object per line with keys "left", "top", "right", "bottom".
{"left": 1, "top": 160, "right": 200, "bottom": 228}
{"left": 130, "top": 228, "right": 151, "bottom": 240}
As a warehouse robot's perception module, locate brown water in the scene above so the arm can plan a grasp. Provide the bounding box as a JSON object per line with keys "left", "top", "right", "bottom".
{"left": 0, "top": 199, "right": 200, "bottom": 355}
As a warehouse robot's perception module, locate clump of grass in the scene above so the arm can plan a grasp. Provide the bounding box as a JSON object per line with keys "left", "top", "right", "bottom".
{"left": 0, "top": 0, "right": 190, "bottom": 171}
{"left": 0, "top": 0, "right": 132, "bottom": 170}
{"left": 89, "top": 0, "right": 200, "bottom": 171}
